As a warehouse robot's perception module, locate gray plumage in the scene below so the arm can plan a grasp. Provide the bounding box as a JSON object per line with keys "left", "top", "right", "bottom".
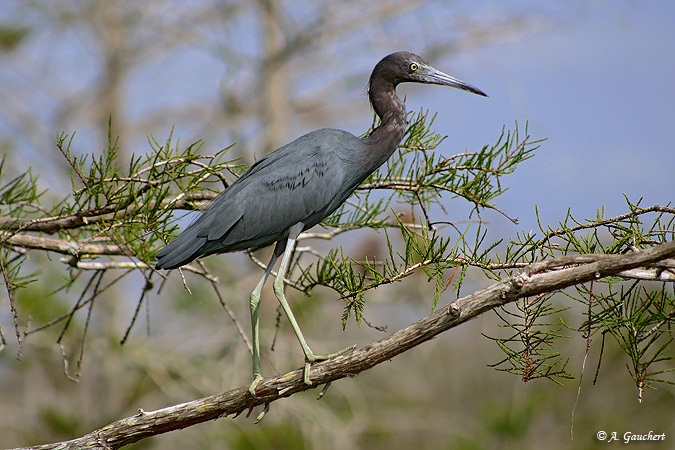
{"left": 156, "top": 129, "right": 367, "bottom": 269}
{"left": 155, "top": 51, "right": 486, "bottom": 270}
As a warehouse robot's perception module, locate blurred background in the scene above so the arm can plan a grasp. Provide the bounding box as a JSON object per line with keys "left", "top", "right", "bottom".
{"left": 0, "top": 1, "right": 673, "bottom": 448}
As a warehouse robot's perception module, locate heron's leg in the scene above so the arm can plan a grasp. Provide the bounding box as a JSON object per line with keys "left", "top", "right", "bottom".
{"left": 273, "top": 225, "right": 355, "bottom": 386}
{"left": 248, "top": 244, "right": 283, "bottom": 396}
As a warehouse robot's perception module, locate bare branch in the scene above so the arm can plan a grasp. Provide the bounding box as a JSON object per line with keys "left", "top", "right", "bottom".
{"left": 3, "top": 232, "right": 126, "bottom": 257}
{"left": 616, "top": 267, "right": 675, "bottom": 282}
{"left": 0, "top": 193, "right": 218, "bottom": 234}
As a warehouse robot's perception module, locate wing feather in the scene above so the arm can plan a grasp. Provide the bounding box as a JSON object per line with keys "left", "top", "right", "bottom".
{"left": 156, "top": 128, "right": 364, "bottom": 269}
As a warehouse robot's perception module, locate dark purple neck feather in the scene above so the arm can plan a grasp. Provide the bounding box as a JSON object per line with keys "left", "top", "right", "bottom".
{"left": 362, "top": 66, "right": 407, "bottom": 168}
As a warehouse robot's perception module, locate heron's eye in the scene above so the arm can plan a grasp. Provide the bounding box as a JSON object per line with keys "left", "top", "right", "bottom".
{"left": 409, "top": 62, "right": 418, "bottom": 72}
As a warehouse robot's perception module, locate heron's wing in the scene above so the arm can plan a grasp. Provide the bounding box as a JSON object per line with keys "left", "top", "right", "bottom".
{"left": 199, "top": 129, "right": 362, "bottom": 248}
{"left": 156, "top": 129, "right": 364, "bottom": 269}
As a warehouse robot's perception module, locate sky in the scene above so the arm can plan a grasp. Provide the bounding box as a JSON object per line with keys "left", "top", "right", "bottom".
{"left": 414, "top": 2, "right": 675, "bottom": 233}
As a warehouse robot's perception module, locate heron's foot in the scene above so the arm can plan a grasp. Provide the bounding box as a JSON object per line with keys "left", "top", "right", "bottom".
{"left": 248, "top": 373, "right": 264, "bottom": 397}
{"left": 303, "top": 344, "right": 356, "bottom": 385}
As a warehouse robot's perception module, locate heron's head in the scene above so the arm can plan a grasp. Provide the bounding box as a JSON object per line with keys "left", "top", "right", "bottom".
{"left": 372, "top": 51, "right": 487, "bottom": 97}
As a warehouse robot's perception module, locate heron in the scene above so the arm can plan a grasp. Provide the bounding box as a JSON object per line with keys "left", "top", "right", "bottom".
{"left": 155, "top": 51, "right": 487, "bottom": 395}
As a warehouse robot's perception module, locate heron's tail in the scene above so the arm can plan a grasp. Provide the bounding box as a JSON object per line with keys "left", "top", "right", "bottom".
{"left": 155, "top": 226, "right": 206, "bottom": 270}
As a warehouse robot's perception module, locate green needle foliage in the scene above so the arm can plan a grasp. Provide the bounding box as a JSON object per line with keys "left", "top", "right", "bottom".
{"left": 486, "top": 293, "right": 573, "bottom": 385}
{"left": 484, "top": 199, "right": 675, "bottom": 396}
{"left": 0, "top": 112, "right": 673, "bottom": 401}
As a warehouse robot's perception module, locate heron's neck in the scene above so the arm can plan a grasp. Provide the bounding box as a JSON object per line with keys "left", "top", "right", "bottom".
{"left": 364, "top": 84, "right": 407, "bottom": 165}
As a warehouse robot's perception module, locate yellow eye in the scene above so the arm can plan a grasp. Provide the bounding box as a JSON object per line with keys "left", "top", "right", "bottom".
{"left": 409, "top": 62, "right": 418, "bottom": 72}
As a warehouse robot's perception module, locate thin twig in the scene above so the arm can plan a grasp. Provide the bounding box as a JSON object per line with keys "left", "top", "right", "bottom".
{"left": 0, "top": 259, "right": 22, "bottom": 356}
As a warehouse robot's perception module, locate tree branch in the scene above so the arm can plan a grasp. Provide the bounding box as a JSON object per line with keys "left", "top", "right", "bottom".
{"left": 13, "top": 240, "right": 675, "bottom": 450}
{"left": 0, "top": 193, "right": 217, "bottom": 234}
{"left": 2, "top": 232, "right": 126, "bottom": 257}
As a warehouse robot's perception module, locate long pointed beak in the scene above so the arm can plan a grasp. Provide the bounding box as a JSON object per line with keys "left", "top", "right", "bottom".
{"left": 423, "top": 67, "right": 488, "bottom": 97}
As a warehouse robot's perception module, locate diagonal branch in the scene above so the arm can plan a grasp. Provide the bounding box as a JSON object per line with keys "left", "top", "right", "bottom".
{"left": 12, "top": 240, "right": 675, "bottom": 450}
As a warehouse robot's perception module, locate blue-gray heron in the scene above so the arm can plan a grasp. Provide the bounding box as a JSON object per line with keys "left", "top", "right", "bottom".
{"left": 156, "top": 51, "right": 487, "bottom": 395}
